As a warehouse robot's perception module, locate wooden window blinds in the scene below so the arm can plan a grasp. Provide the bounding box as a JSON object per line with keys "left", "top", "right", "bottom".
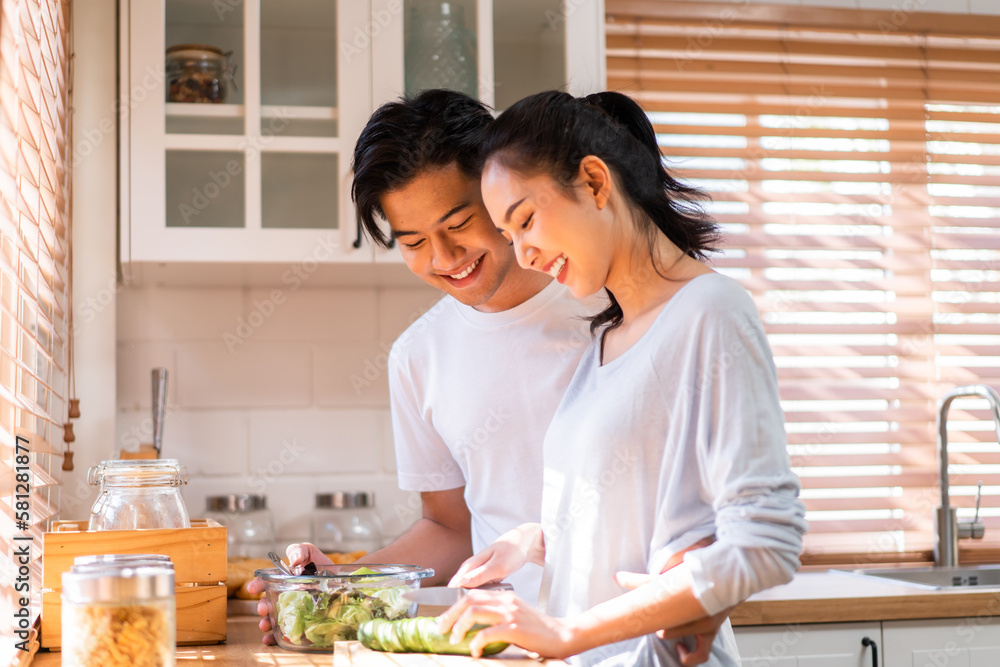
{"left": 606, "top": 1, "right": 1000, "bottom": 557}
{"left": 0, "top": 0, "right": 71, "bottom": 645}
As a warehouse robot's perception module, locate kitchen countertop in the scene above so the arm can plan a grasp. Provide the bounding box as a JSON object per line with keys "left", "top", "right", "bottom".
{"left": 28, "top": 573, "right": 1000, "bottom": 665}
{"left": 29, "top": 616, "right": 564, "bottom": 665}
{"left": 730, "top": 571, "right": 1000, "bottom": 626}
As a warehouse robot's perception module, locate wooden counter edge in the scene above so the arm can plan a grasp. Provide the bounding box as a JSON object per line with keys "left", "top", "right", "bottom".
{"left": 731, "top": 590, "right": 1000, "bottom": 626}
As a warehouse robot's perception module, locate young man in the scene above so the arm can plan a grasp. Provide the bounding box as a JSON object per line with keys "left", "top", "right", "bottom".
{"left": 251, "top": 90, "right": 725, "bottom": 664}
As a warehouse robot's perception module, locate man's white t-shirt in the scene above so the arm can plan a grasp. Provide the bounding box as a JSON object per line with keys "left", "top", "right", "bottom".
{"left": 389, "top": 280, "right": 597, "bottom": 604}
{"left": 541, "top": 273, "right": 807, "bottom": 666}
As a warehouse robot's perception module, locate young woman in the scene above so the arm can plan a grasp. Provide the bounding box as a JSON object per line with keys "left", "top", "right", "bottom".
{"left": 436, "top": 91, "right": 808, "bottom": 666}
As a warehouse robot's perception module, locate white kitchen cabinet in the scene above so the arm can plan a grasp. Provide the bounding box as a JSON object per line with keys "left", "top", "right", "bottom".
{"left": 735, "top": 623, "right": 882, "bottom": 667}
{"left": 121, "top": 0, "right": 375, "bottom": 264}
{"left": 882, "top": 619, "right": 1000, "bottom": 667}
{"left": 370, "top": 0, "right": 606, "bottom": 263}
{"left": 120, "top": 0, "right": 605, "bottom": 269}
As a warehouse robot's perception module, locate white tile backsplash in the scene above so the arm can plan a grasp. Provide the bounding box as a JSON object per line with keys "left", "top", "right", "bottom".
{"left": 248, "top": 408, "right": 382, "bottom": 475}
{"left": 377, "top": 288, "right": 443, "bottom": 344}
{"left": 177, "top": 341, "right": 312, "bottom": 408}
{"left": 118, "top": 284, "right": 431, "bottom": 540}
{"left": 117, "top": 287, "right": 245, "bottom": 341}
{"left": 313, "top": 342, "right": 392, "bottom": 406}
{"left": 245, "top": 288, "right": 379, "bottom": 342}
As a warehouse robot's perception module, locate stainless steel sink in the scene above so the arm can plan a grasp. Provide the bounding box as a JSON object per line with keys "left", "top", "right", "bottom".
{"left": 833, "top": 564, "right": 1000, "bottom": 590}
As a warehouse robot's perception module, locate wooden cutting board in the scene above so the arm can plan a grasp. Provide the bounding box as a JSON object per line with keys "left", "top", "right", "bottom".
{"left": 334, "top": 641, "right": 567, "bottom": 665}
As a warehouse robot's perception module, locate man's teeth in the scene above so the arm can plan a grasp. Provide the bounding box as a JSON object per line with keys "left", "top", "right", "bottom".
{"left": 547, "top": 255, "right": 567, "bottom": 279}
{"left": 449, "top": 257, "right": 481, "bottom": 280}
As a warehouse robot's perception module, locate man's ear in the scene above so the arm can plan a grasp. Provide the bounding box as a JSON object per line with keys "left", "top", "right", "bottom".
{"left": 578, "top": 155, "right": 612, "bottom": 210}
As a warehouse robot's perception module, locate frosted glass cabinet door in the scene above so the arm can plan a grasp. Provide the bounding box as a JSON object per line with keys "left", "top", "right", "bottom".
{"left": 735, "top": 623, "right": 882, "bottom": 666}
{"left": 260, "top": 0, "right": 339, "bottom": 137}
{"left": 882, "top": 619, "right": 1000, "bottom": 667}
{"left": 124, "top": 0, "right": 373, "bottom": 263}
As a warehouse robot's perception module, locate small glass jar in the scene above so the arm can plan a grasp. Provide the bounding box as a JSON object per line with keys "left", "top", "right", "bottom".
{"left": 204, "top": 493, "right": 276, "bottom": 558}
{"left": 311, "top": 491, "right": 384, "bottom": 554}
{"left": 165, "top": 43, "right": 233, "bottom": 103}
{"left": 61, "top": 561, "right": 176, "bottom": 667}
{"left": 88, "top": 459, "right": 190, "bottom": 531}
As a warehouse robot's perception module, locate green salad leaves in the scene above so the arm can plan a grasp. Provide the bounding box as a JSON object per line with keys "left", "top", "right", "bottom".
{"left": 274, "top": 567, "right": 414, "bottom": 648}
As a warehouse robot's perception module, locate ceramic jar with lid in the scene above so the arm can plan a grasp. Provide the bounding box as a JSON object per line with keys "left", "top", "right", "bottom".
{"left": 204, "top": 493, "right": 276, "bottom": 558}
{"left": 61, "top": 559, "right": 176, "bottom": 667}
{"left": 87, "top": 459, "right": 190, "bottom": 531}
{"left": 311, "top": 491, "right": 383, "bottom": 554}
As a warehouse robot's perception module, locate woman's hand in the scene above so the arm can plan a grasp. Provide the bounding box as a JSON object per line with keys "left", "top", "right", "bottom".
{"left": 436, "top": 590, "right": 578, "bottom": 659}
{"left": 250, "top": 543, "right": 334, "bottom": 645}
{"left": 448, "top": 523, "right": 544, "bottom": 589}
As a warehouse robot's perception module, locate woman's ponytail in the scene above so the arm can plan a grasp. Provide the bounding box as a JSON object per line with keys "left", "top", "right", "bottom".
{"left": 482, "top": 90, "right": 720, "bottom": 335}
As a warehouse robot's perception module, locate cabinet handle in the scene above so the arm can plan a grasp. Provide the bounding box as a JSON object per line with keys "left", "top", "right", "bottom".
{"left": 352, "top": 216, "right": 394, "bottom": 250}
{"left": 861, "top": 636, "right": 878, "bottom": 667}
{"left": 353, "top": 215, "right": 363, "bottom": 249}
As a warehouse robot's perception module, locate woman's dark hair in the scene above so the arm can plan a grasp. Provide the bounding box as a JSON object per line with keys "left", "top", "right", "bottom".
{"left": 352, "top": 89, "right": 494, "bottom": 248}
{"left": 481, "top": 90, "right": 719, "bottom": 334}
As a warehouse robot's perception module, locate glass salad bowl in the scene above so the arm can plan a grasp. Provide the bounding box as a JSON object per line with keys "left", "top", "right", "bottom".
{"left": 255, "top": 564, "right": 434, "bottom": 652}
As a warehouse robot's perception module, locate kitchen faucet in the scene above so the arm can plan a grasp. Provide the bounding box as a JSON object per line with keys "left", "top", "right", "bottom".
{"left": 934, "top": 384, "right": 1000, "bottom": 567}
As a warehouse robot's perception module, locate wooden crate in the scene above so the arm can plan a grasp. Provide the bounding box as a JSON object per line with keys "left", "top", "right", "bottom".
{"left": 41, "top": 584, "right": 228, "bottom": 648}
{"left": 40, "top": 518, "right": 228, "bottom": 648}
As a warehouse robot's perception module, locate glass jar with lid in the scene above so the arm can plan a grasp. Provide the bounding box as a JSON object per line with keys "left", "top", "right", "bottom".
{"left": 204, "top": 494, "right": 276, "bottom": 558}
{"left": 61, "top": 560, "right": 176, "bottom": 667}
{"left": 311, "top": 491, "right": 384, "bottom": 554}
{"left": 165, "top": 43, "right": 234, "bottom": 103}
{"left": 87, "top": 459, "right": 190, "bottom": 531}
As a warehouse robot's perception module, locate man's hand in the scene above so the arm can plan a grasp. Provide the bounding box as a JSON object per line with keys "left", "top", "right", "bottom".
{"left": 250, "top": 543, "right": 333, "bottom": 645}
{"left": 613, "top": 536, "right": 727, "bottom": 666}
{"left": 614, "top": 571, "right": 732, "bottom": 665}
{"left": 448, "top": 523, "right": 544, "bottom": 589}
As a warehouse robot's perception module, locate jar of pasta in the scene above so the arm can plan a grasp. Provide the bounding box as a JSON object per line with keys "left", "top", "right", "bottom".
{"left": 61, "top": 561, "right": 176, "bottom": 667}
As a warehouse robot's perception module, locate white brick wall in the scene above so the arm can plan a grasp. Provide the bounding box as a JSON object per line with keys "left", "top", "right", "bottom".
{"left": 115, "top": 284, "right": 442, "bottom": 547}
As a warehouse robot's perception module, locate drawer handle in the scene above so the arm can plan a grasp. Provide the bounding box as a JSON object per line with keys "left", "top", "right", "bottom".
{"left": 861, "top": 636, "right": 878, "bottom": 667}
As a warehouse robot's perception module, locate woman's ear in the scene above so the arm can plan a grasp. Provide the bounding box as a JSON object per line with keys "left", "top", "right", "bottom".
{"left": 578, "top": 156, "right": 612, "bottom": 210}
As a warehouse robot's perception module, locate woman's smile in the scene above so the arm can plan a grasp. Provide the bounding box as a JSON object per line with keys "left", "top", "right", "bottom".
{"left": 543, "top": 254, "right": 567, "bottom": 281}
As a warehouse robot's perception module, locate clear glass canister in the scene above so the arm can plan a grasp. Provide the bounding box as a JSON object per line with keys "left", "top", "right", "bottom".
{"left": 165, "top": 43, "right": 232, "bottom": 103}
{"left": 88, "top": 459, "right": 190, "bottom": 531}
{"left": 204, "top": 494, "right": 275, "bottom": 558}
{"left": 61, "top": 561, "right": 176, "bottom": 667}
{"left": 311, "top": 491, "right": 383, "bottom": 554}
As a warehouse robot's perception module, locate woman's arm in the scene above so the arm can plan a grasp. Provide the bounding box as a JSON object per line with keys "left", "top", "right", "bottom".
{"left": 437, "top": 566, "right": 710, "bottom": 659}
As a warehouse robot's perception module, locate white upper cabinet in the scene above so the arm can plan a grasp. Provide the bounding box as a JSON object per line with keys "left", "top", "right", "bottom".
{"left": 120, "top": 0, "right": 604, "bottom": 268}
{"left": 370, "top": 0, "right": 606, "bottom": 262}
{"left": 122, "top": 0, "right": 373, "bottom": 265}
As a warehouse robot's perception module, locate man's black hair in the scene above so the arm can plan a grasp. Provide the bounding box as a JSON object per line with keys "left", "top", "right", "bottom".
{"left": 351, "top": 89, "right": 494, "bottom": 248}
